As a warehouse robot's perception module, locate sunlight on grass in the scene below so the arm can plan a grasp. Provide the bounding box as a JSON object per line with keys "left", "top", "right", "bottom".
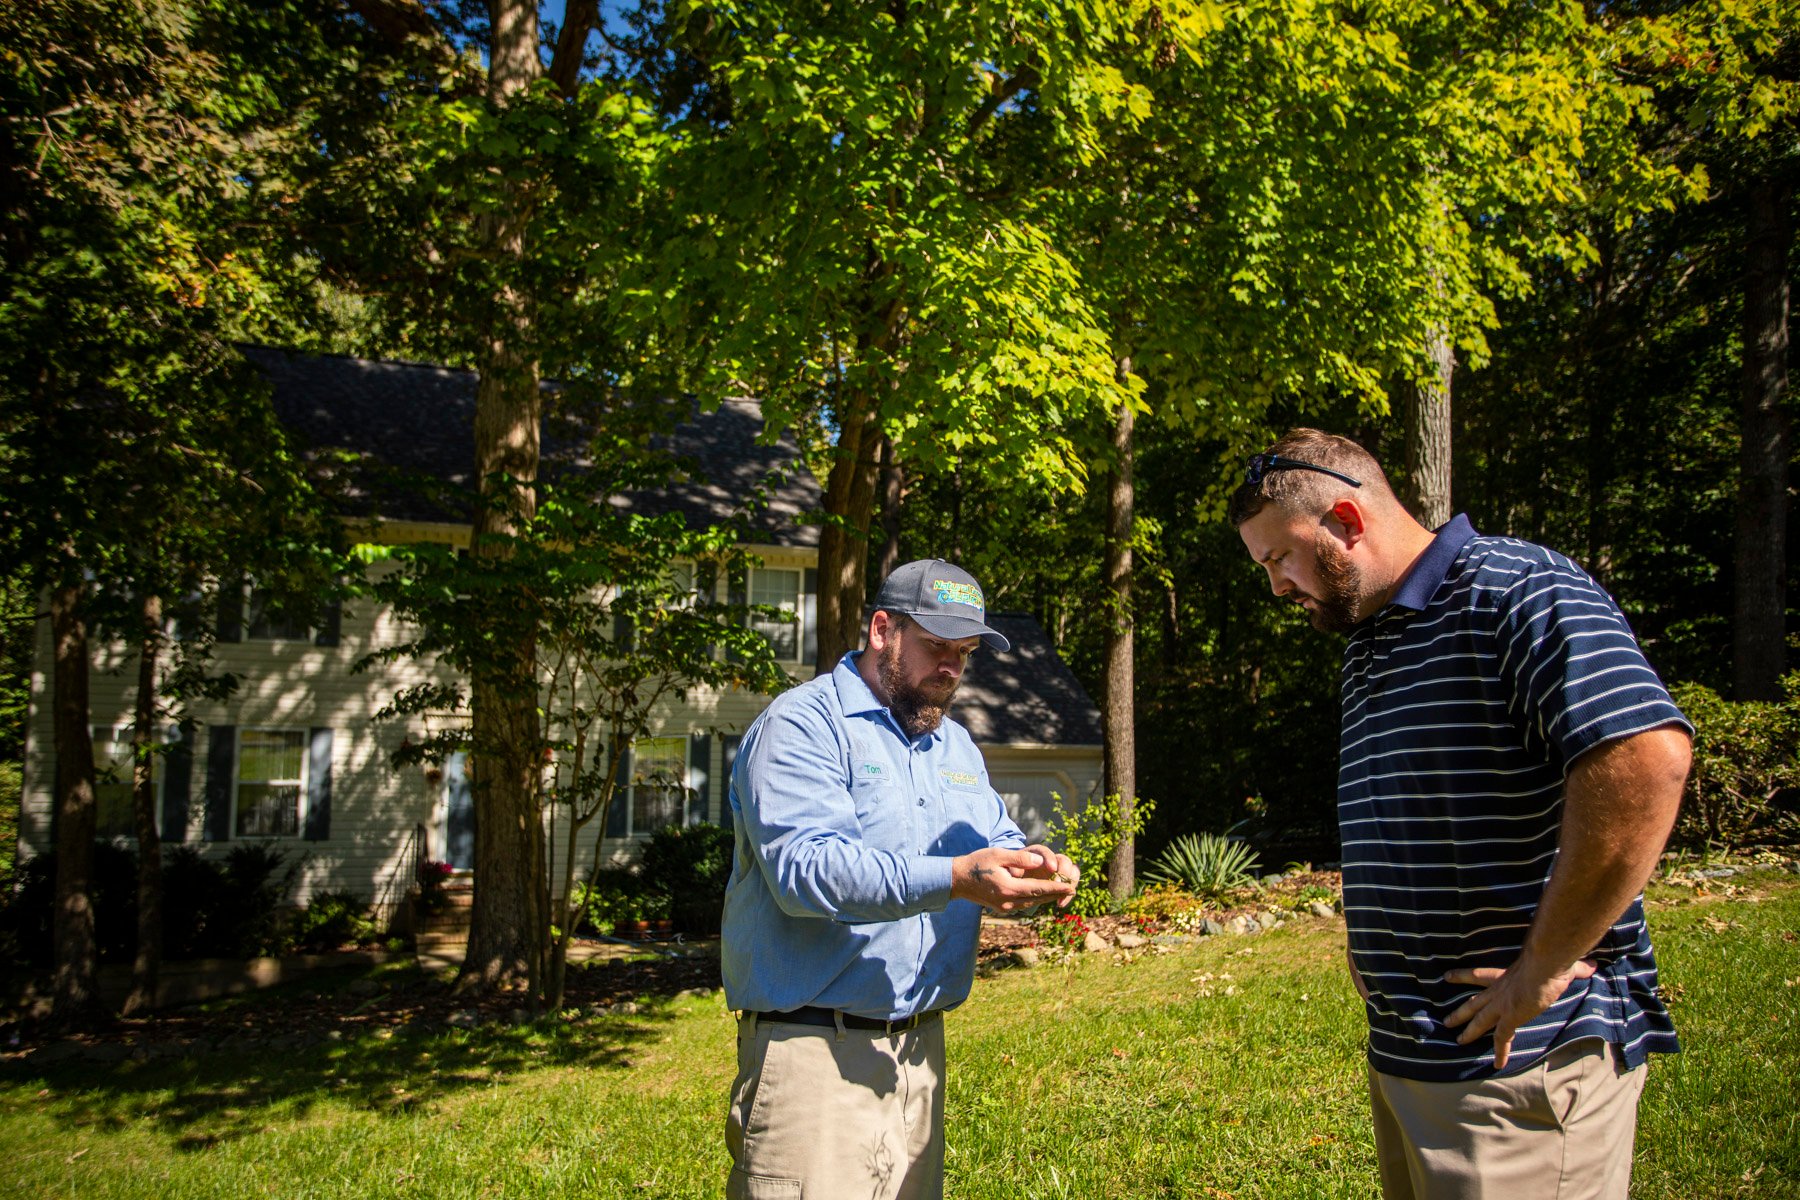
{"left": 2, "top": 875, "right": 1795, "bottom": 1198}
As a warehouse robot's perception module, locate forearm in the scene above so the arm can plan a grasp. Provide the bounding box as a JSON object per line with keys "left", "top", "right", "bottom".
{"left": 1514, "top": 726, "right": 1689, "bottom": 976}
{"left": 768, "top": 835, "right": 953, "bottom": 923}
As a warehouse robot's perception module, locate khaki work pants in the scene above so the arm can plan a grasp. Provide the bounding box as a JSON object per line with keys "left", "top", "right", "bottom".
{"left": 725, "top": 1013, "right": 946, "bottom": 1200}
{"left": 1369, "top": 1037, "right": 1649, "bottom": 1200}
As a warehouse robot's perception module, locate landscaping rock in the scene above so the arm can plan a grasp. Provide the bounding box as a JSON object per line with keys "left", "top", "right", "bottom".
{"left": 1152, "top": 934, "right": 1190, "bottom": 947}
{"left": 508, "top": 1008, "right": 532, "bottom": 1026}
{"left": 1257, "top": 911, "right": 1282, "bottom": 932}
{"left": 1116, "top": 933, "right": 1148, "bottom": 950}
{"left": 1261, "top": 872, "right": 1286, "bottom": 886}
{"left": 1226, "top": 915, "right": 1258, "bottom": 936}
{"left": 448, "top": 1010, "right": 478, "bottom": 1028}
{"left": 1308, "top": 901, "right": 1337, "bottom": 920}
{"left": 1009, "top": 948, "right": 1041, "bottom": 969}
{"left": 1199, "top": 918, "right": 1224, "bottom": 937}
{"left": 677, "top": 987, "right": 713, "bottom": 1001}
{"left": 1082, "top": 931, "right": 1112, "bottom": 953}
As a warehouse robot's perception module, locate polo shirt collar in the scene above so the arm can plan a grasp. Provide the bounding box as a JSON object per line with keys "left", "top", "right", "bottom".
{"left": 1387, "top": 513, "right": 1478, "bottom": 612}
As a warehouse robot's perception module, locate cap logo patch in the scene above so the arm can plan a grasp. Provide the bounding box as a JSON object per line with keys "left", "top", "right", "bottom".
{"left": 932, "top": 580, "right": 983, "bottom": 610}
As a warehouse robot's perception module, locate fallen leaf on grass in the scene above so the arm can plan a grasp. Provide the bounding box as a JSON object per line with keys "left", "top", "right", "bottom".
{"left": 65, "top": 1149, "right": 87, "bottom": 1164}
{"left": 1111, "top": 1048, "right": 1128, "bottom": 1059}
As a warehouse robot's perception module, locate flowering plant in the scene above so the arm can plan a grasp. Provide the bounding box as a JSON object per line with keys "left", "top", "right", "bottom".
{"left": 1036, "top": 911, "right": 1092, "bottom": 951}
{"left": 417, "top": 860, "right": 455, "bottom": 911}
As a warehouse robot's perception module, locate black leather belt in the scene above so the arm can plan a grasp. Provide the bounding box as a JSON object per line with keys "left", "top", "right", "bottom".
{"left": 753, "top": 1005, "right": 943, "bottom": 1034}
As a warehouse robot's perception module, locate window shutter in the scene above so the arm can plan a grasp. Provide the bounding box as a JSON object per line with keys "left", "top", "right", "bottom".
{"left": 612, "top": 590, "right": 633, "bottom": 651}
{"left": 161, "top": 725, "right": 194, "bottom": 842}
{"left": 215, "top": 576, "right": 243, "bottom": 644}
{"left": 726, "top": 566, "right": 748, "bottom": 662}
{"left": 721, "top": 734, "right": 742, "bottom": 831}
{"left": 802, "top": 568, "right": 818, "bottom": 666}
{"left": 203, "top": 725, "right": 236, "bottom": 841}
{"left": 314, "top": 598, "right": 342, "bottom": 648}
{"left": 304, "top": 728, "right": 333, "bottom": 841}
{"left": 605, "top": 742, "right": 631, "bottom": 837}
{"left": 688, "top": 734, "right": 712, "bottom": 825}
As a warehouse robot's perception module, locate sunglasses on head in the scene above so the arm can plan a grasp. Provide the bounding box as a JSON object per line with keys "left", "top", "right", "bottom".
{"left": 1244, "top": 453, "right": 1363, "bottom": 489}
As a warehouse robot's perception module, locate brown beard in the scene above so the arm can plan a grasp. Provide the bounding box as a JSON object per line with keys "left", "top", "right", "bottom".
{"left": 877, "top": 636, "right": 958, "bottom": 738}
{"left": 1304, "top": 533, "right": 1367, "bottom": 634}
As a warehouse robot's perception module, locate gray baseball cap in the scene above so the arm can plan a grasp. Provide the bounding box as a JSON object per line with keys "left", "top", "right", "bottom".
{"left": 871, "top": 559, "right": 1011, "bottom": 652}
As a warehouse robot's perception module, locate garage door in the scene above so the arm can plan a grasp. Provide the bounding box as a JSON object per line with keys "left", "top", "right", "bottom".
{"left": 987, "top": 771, "right": 1068, "bottom": 843}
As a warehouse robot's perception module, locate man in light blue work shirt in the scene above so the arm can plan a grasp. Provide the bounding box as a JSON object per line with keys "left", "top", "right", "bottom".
{"left": 722, "top": 558, "right": 1078, "bottom": 1200}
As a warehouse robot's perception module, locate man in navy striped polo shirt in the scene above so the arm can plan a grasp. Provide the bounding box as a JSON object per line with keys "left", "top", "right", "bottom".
{"left": 1230, "top": 429, "right": 1692, "bottom": 1199}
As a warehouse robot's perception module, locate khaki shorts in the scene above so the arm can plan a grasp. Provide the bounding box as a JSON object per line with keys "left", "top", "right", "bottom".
{"left": 1369, "top": 1037, "right": 1649, "bottom": 1200}
{"left": 725, "top": 1012, "right": 947, "bottom": 1200}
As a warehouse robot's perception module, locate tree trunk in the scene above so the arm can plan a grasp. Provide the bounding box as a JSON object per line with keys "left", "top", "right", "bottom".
{"left": 877, "top": 432, "right": 904, "bottom": 584}
{"left": 460, "top": 0, "right": 547, "bottom": 997}
{"left": 813, "top": 391, "right": 883, "bottom": 671}
{"left": 1103, "top": 367, "right": 1136, "bottom": 906}
{"left": 50, "top": 581, "right": 99, "bottom": 1021}
{"left": 122, "top": 592, "right": 163, "bottom": 1016}
{"left": 1403, "top": 326, "right": 1455, "bottom": 530}
{"left": 1734, "top": 181, "right": 1792, "bottom": 701}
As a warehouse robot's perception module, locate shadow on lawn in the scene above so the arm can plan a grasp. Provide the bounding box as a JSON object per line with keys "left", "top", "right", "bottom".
{"left": 1, "top": 953, "right": 721, "bottom": 1149}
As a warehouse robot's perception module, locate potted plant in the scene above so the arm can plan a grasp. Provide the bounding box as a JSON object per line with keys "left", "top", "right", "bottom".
{"left": 643, "top": 890, "right": 673, "bottom": 938}
{"left": 611, "top": 892, "right": 650, "bottom": 941}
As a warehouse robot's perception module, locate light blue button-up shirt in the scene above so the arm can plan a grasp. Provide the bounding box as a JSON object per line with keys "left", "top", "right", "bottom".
{"left": 721, "top": 652, "right": 1026, "bottom": 1020}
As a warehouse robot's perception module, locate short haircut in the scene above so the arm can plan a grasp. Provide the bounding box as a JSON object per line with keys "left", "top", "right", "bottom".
{"left": 1226, "top": 428, "right": 1394, "bottom": 527}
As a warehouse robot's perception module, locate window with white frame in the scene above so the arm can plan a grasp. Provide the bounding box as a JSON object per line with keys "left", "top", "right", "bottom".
{"left": 235, "top": 728, "right": 307, "bottom": 837}
{"left": 749, "top": 567, "right": 801, "bottom": 661}
{"left": 630, "top": 735, "right": 690, "bottom": 834}
{"left": 92, "top": 725, "right": 163, "bottom": 840}
{"left": 245, "top": 582, "right": 311, "bottom": 642}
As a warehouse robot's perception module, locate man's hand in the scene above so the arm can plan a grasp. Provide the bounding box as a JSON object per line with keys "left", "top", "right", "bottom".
{"left": 1006, "top": 843, "right": 1079, "bottom": 909}
{"left": 1444, "top": 957, "right": 1598, "bottom": 1070}
{"left": 951, "top": 847, "right": 1077, "bottom": 912}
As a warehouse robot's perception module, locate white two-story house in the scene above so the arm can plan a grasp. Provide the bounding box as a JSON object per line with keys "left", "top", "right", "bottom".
{"left": 17, "top": 347, "right": 1104, "bottom": 909}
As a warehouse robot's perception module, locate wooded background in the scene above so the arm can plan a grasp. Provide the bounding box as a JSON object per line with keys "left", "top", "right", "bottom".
{"left": 2, "top": 0, "right": 1794, "bottom": 1009}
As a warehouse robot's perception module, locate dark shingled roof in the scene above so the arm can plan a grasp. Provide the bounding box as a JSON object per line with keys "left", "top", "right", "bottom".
{"left": 243, "top": 345, "right": 820, "bottom": 546}
{"left": 953, "top": 614, "right": 1103, "bottom": 746}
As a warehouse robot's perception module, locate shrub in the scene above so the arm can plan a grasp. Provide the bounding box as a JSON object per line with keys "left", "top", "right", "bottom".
{"left": 1143, "top": 833, "right": 1261, "bottom": 899}
{"left": 1125, "top": 882, "right": 1207, "bottom": 926}
{"left": 289, "top": 890, "right": 378, "bottom": 953}
{"left": 639, "top": 822, "right": 734, "bottom": 935}
{"left": 163, "top": 843, "right": 299, "bottom": 959}
{"left": 1043, "top": 792, "right": 1156, "bottom": 917}
{"left": 1668, "top": 674, "right": 1800, "bottom": 851}
{"left": 1, "top": 841, "right": 139, "bottom": 967}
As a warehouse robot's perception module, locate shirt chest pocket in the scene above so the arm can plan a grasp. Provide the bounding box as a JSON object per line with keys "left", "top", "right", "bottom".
{"left": 932, "top": 767, "right": 992, "bottom": 854}
{"left": 849, "top": 762, "right": 909, "bottom": 851}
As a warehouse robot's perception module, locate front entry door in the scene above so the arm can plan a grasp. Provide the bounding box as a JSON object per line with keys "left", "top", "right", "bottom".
{"left": 443, "top": 752, "right": 475, "bottom": 871}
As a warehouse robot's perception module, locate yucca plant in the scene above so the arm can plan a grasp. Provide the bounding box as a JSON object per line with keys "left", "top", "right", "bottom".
{"left": 1143, "top": 833, "right": 1261, "bottom": 898}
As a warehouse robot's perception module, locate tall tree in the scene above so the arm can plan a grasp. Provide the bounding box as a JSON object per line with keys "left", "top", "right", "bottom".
{"left": 661, "top": 0, "right": 1151, "bottom": 668}
{"left": 1, "top": 0, "right": 348, "bottom": 1018}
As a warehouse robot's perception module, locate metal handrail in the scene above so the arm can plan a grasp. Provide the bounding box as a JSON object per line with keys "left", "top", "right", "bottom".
{"left": 374, "top": 821, "right": 427, "bottom": 931}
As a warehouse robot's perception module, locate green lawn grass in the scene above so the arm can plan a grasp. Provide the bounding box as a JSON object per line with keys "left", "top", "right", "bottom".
{"left": 1, "top": 873, "right": 1794, "bottom": 1199}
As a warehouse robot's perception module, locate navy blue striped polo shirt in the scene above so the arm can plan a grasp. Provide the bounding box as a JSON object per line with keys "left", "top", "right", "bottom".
{"left": 1340, "top": 514, "right": 1688, "bottom": 1082}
